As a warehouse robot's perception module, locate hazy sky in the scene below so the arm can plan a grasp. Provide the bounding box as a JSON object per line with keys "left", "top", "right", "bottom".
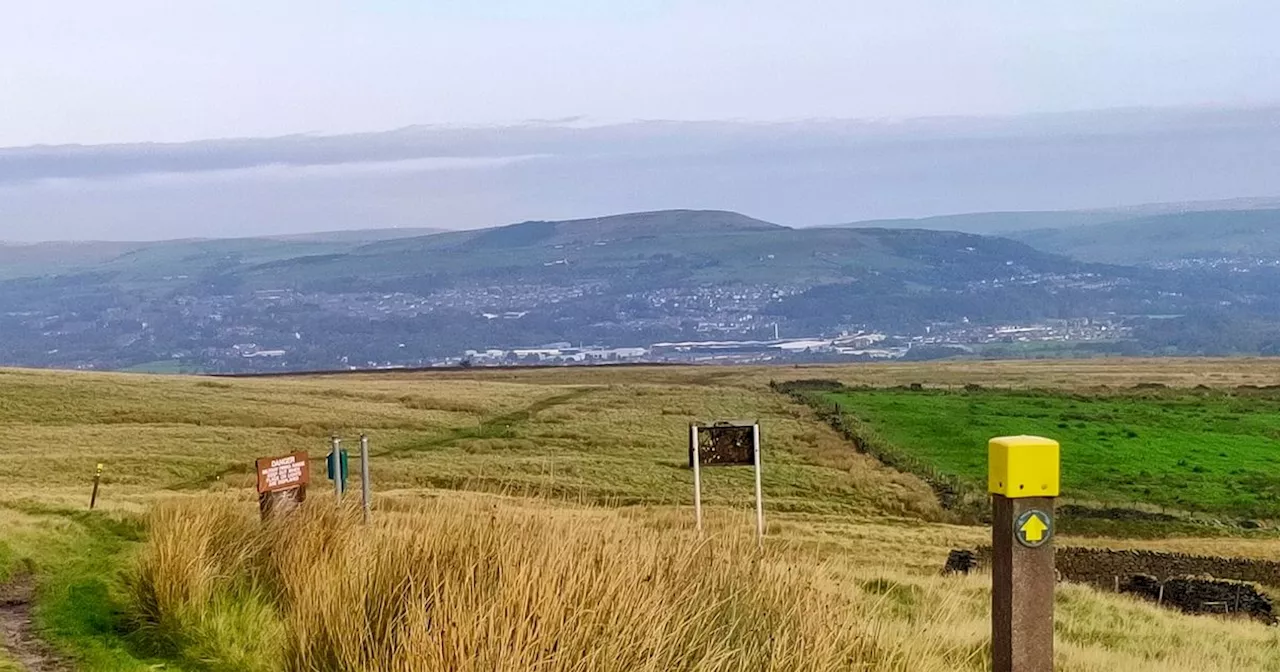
{"left": 3, "top": 0, "right": 1279, "bottom": 146}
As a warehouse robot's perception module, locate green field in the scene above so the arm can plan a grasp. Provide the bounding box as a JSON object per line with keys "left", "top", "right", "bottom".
{"left": 819, "top": 386, "right": 1280, "bottom": 519}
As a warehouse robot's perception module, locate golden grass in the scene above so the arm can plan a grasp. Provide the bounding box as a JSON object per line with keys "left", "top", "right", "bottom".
{"left": 385, "top": 358, "right": 1280, "bottom": 391}
{"left": 0, "top": 367, "right": 940, "bottom": 519}
{"left": 6, "top": 362, "right": 1280, "bottom": 670}
{"left": 126, "top": 493, "right": 1280, "bottom": 672}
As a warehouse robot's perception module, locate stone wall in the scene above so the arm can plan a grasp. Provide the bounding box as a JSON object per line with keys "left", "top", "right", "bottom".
{"left": 962, "top": 546, "right": 1280, "bottom": 589}
{"left": 1055, "top": 547, "right": 1280, "bottom": 590}
{"left": 1121, "top": 574, "right": 1275, "bottom": 624}
{"left": 949, "top": 546, "right": 1280, "bottom": 624}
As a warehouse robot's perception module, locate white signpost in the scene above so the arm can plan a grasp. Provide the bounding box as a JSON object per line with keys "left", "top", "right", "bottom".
{"left": 689, "top": 421, "right": 765, "bottom": 545}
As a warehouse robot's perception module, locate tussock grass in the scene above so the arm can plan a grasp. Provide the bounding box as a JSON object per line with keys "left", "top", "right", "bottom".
{"left": 125, "top": 495, "right": 1280, "bottom": 672}
{"left": 10, "top": 363, "right": 1280, "bottom": 669}
{"left": 127, "top": 496, "right": 930, "bottom": 671}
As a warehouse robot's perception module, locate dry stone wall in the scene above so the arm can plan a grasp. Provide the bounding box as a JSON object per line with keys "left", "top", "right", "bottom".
{"left": 949, "top": 546, "right": 1279, "bottom": 625}
{"left": 1121, "top": 574, "right": 1275, "bottom": 624}
{"left": 961, "top": 546, "right": 1280, "bottom": 588}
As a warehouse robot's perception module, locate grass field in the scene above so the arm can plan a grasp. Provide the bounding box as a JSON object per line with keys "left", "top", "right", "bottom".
{"left": 816, "top": 386, "right": 1280, "bottom": 520}
{"left": 0, "top": 367, "right": 936, "bottom": 517}
{"left": 3, "top": 361, "right": 1280, "bottom": 670}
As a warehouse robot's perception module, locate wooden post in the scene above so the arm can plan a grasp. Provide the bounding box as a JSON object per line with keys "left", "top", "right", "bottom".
{"left": 752, "top": 422, "right": 764, "bottom": 547}
{"left": 89, "top": 463, "right": 103, "bottom": 509}
{"left": 989, "top": 435, "right": 1059, "bottom": 672}
{"left": 331, "top": 436, "right": 343, "bottom": 503}
{"left": 690, "top": 424, "right": 703, "bottom": 533}
{"left": 360, "top": 433, "right": 372, "bottom": 524}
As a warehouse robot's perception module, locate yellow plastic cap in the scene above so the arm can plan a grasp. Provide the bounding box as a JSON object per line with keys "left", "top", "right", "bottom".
{"left": 988, "top": 435, "right": 1059, "bottom": 497}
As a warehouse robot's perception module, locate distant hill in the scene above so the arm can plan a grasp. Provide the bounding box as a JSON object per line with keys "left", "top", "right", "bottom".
{"left": 1010, "top": 209, "right": 1280, "bottom": 264}
{"left": 0, "top": 241, "right": 143, "bottom": 279}
{"left": 229, "top": 209, "right": 1077, "bottom": 292}
{"left": 265, "top": 228, "right": 444, "bottom": 243}
{"left": 831, "top": 196, "right": 1280, "bottom": 235}
{"left": 9, "top": 207, "right": 1280, "bottom": 372}
{"left": 0, "top": 227, "right": 444, "bottom": 281}
{"left": 836, "top": 211, "right": 1129, "bottom": 235}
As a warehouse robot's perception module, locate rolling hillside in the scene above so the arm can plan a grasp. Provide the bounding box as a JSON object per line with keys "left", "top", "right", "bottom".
{"left": 832, "top": 196, "right": 1280, "bottom": 235}
{"left": 231, "top": 209, "right": 1080, "bottom": 291}
{"left": 4, "top": 208, "right": 1280, "bottom": 371}
{"left": 0, "top": 227, "right": 442, "bottom": 281}
{"left": 1010, "top": 209, "right": 1280, "bottom": 265}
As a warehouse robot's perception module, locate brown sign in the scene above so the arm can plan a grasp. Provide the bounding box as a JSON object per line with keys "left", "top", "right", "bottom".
{"left": 256, "top": 452, "right": 310, "bottom": 494}
{"left": 692, "top": 424, "right": 756, "bottom": 467}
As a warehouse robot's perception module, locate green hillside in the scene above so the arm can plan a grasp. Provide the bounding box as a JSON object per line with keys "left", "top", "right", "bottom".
{"left": 836, "top": 197, "right": 1280, "bottom": 236}
{"left": 841, "top": 210, "right": 1130, "bottom": 234}
{"left": 227, "top": 210, "right": 1075, "bottom": 291}
{"left": 1011, "top": 209, "right": 1280, "bottom": 264}
{"left": 0, "top": 228, "right": 441, "bottom": 282}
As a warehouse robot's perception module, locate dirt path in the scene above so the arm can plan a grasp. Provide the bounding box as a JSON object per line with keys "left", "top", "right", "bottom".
{"left": 0, "top": 572, "right": 70, "bottom": 672}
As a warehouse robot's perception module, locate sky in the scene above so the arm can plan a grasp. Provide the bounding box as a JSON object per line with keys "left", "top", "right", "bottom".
{"left": 3, "top": 1, "right": 1280, "bottom": 241}
{"left": 3, "top": 0, "right": 1279, "bottom": 146}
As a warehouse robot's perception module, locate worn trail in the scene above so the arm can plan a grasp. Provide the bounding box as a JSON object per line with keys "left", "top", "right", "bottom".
{"left": 0, "top": 571, "right": 69, "bottom": 672}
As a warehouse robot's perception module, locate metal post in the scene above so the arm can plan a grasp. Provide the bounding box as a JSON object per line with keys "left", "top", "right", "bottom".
{"left": 331, "top": 436, "right": 343, "bottom": 503}
{"left": 752, "top": 423, "right": 764, "bottom": 547}
{"left": 89, "top": 463, "right": 103, "bottom": 509}
{"left": 989, "top": 435, "right": 1059, "bottom": 672}
{"left": 690, "top": 424, "right": 703, "bottom": 533}
{"left": 360, "top": 433, "right": 371, "bottom": 524}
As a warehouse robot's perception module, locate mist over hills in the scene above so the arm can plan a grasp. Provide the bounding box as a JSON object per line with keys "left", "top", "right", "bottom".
{"left": 5, "top": 106, "right": 1280, "bottom": 241}
{"left": 5, "top": 105, "right": 1280, "bottom": 370}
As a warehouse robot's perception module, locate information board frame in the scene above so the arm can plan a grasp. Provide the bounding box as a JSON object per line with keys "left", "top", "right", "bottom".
{"left": 689, "top": 421, "right": 765, "bottom": 545}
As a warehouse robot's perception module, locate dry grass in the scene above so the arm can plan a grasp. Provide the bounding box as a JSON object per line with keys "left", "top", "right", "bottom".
{"left": 0, "top": 367, "right": 939, "bottom": 519}
{"left": 393, "top": 358, "right": 1280, "bottom": 391}
{"left": 7, "top": 362, "right": 1280, "bottom": 670}
{"left": 126, "top": 493, "right": 1280, "bottom": 672}
{"left": 128, "top": 496, "right": 910, "bottom": 671}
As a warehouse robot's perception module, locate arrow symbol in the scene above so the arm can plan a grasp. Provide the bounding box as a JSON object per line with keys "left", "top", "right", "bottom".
{"left": 1020, "top": 513, "right": 1048, "bottom": 542}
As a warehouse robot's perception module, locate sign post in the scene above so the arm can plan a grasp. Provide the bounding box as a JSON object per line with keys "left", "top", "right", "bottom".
{"left": 989, "top": 435, "right": 1060, "bottom": 672}
{"left": 255, "top": 451, "right": 310, "bottom": 520}
{"left": 690, "top": 424, "right": 703, "bottom": 532}
{"left": 359, "top": 433, "right": 372, "bottom": 524}
{"left": 689, "top": 421, "right": 765, "bottom": 544}
{"left": 329, "top": 436, "right": 345, "bottom": 502}
{"left": 89, "top": 463, "right": 103, "bottom": 510}
{"left": 752, "top": 423, "right": 764, "bottom": 546}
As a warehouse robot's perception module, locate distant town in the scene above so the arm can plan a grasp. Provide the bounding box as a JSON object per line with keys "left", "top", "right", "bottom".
{"left": 212, "top": 318, "right": 1132, "bottom": 371}
{"left": 438, "top": 318, "right": 1131, "bottom": 368}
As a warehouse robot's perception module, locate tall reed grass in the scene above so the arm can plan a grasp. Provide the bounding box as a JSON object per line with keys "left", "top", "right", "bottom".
{"left": 126, "top": 496, "right": 981, "bottom": 671}
{"left": 125, "top": 495, "right": 1280, "bottom": 672}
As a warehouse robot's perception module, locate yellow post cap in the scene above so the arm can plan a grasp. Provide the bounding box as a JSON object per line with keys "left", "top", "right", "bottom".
{"left": 988, "top": 435, "right": 1059, "bottom": 498}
